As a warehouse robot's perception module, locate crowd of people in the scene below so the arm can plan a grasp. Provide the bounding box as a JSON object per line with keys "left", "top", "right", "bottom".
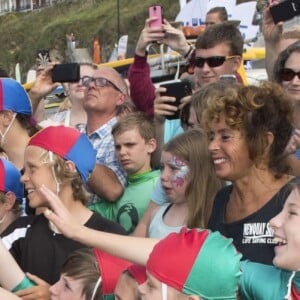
{"left": 0, "top": 0, "right": 300, "bottom": 299}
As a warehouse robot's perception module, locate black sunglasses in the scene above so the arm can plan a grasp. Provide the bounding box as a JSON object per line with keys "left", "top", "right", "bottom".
{"left": 194, "top": 55, "right": 239, "bottom": 68}
{"left": 280, "top": 68, "right": 300, "bottom": 81}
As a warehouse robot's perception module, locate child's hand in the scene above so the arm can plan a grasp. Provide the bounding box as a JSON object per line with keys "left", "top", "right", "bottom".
{"left": 41, "top": 185, "right": 80, "bottom": 240}
{"left": 15, "top": 273, "right": 50, "bottom": 300}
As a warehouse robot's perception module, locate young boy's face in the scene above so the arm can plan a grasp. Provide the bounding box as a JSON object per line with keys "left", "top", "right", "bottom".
{"left": 114, "top": 128, "right": 156, "bottom": 175}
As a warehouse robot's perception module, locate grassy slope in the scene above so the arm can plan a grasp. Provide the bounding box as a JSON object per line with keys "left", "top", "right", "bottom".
{"left": 0, "top": 0, "right": 179, "bottom": 79}
{"left": 0, "top": 0, "right": 252, "bottom": 79}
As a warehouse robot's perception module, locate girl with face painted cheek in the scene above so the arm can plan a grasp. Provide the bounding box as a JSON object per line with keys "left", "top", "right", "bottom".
{"left": 147, "top": 129, "right": 222, "bottom": 238}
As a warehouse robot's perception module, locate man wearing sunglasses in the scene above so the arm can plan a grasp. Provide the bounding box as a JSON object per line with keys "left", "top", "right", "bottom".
{"left": 193, "top": 22, "right": 243, "bottom": 88}
{"left": 128, "top": 21, "right": 243, "bottom": 117}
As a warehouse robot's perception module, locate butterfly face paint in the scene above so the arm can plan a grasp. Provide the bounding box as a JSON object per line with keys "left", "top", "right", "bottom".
{"left": 168, "top": 156, "right": 189, "bottom": 187}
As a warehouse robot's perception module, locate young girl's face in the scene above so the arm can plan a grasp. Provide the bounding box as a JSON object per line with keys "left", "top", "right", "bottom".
{"left": 270, "top": 186, "right": 300, "bottom": 271}
{"left": 160, "top": 151, "right": 189, "bottom": 204}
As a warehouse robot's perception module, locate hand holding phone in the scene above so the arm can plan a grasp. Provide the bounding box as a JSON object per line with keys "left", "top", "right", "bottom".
{"left": 269, "top": 0, "right": 300, "bottom": 24}
{"left": 160, "top": 80, "right": 192, "bottom": 120}
{"left": 149, "top": 5, "right": 163, "bottom": 28}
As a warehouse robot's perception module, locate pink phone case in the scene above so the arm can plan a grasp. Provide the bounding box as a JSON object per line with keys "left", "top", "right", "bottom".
{"left": 149, "top": 5, "right": 163, "bottom": 28}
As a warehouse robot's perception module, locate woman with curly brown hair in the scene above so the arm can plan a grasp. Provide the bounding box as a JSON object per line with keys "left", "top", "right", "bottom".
{"left": 204, "top": 81, "right": 296, "bottom": 265}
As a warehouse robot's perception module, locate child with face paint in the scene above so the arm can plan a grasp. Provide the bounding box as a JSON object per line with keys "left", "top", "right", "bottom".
{"left": 147, "top": 129, "right": 222, "bottom": 238}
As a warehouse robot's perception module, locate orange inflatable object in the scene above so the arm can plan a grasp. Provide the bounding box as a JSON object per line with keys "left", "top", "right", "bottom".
{"left": 182, "top": 25, "right": 206, "bottom": 39}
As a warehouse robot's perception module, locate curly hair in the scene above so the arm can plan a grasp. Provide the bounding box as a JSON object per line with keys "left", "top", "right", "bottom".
{"left": 202, "top": 81, "right": 293, "bottom": 177}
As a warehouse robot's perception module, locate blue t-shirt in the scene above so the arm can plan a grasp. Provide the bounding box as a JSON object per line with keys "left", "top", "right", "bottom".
{"left": 164, "top": 119, "right": 183, "bottom": 143}
{"left": 152, "top": 119, "right": 183, "bottom": 205}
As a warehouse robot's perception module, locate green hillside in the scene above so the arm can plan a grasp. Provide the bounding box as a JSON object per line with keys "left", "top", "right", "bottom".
{"left": 0, "top": 0, "right": 179, "bottom": 79}
{"left": 0, "top": 0, "right": 254, "bottom": 80}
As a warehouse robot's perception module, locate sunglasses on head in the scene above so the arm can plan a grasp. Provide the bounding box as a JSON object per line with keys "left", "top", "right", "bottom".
{"left": 280, "top": 68, "right": 300, "bottom": 81}
{"left": 194, "top": 55, "right": 239, "bottom": 68}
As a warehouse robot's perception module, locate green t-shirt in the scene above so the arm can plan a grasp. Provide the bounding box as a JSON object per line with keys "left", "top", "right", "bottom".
{"left": 89, "top": 170, "right": 160, "bottom": 234}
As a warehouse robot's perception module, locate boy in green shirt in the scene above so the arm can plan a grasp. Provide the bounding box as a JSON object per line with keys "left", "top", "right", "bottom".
{"left": 89, "top": 112, "right": 160, "bottom": 234}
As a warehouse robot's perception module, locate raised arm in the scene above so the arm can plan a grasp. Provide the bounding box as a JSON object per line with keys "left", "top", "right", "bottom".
{"left": 262, "top": 2, "right": 284, "bottom": 80}
{"left": 87, "top": 163, "right": 124, "bottom": 202}
{"left": 41, "top": 185, "right": 157, "bottom": 265}
{"left": 128, "top": 18, "right": 164, "bottom": 117}
{"left": 28, "top": 64, "right": 60, "bottom": 116}
{"left": 128, "top": 18, "right": 192, "bottom": 117}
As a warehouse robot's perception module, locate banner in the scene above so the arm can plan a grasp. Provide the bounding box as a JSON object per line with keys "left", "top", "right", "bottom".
{"left": 117, "top": 35, "right": 128, "bottom": 60}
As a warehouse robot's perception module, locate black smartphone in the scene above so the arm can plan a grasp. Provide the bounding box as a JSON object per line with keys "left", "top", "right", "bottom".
{"left": 269, "top": 0, "right": 300, "bottom": 24}
{"left": 51, "top": 63, "right": 80, "bottom": 83}
{"left": 160, "top": 80, "right": 192, "bottom": 120}
{"left": 36, "top": 49, "right": 51, "bottom": 67}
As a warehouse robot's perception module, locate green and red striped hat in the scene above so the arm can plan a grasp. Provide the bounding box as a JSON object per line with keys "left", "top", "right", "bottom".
{"left": 146, "top": 227, "right": 242, "bottom": 299}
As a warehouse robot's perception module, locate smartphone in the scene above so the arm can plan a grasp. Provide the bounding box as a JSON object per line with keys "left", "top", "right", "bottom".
{"left": 51, "top": 63, "right": 80, "bottom": 83}
{"left": 269, "top": 0, "right": 300, "bottom": 24}
{"left": 160, "top": 80, "right": 192, "bottom": 120}
{"left": 36, "top": 49, "right": 51, "bottom": 67}
{"left": 149, "top": 5, "right": 163, "bottom": 28}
